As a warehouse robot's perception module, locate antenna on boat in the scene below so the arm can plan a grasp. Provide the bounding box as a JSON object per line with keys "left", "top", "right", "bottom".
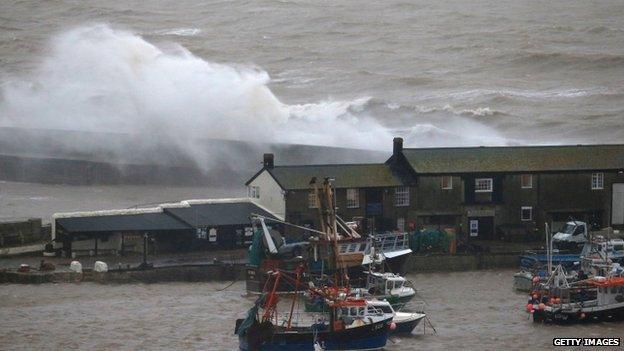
{"left": 259, "top": 217, "right": 278, "bottom": 254}
{"left": 545, "top": 222, "right": 552, "bottom": 274}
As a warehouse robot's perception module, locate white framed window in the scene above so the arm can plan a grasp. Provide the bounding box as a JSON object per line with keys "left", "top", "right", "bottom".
{"left": 591, "top": 172, "right": 604, "bottom": 190}
{"left": 394, "top": 187, "right": 410, "bottom": 207}
{"left": 308, "top": 190, "right": 318, "bottom": 208}
{"left": 441, "top": 176, "right": 453, "bottom": 189}
{"left": 521, "top": 206, "right": 532, "bottom": 221}
{"left": 521, "top": 174, "right": 532, "bottom": 189}
{"left": 248, "top": 186, "right": 260, "bottom": 198}
{"left": 346, "top": 188, "right": 359, "bottom": 208}
{"left": 475, "top": 178, "right": 493, "bottom": 193}
{"left": 397, "top": 217, "right": 405, "bottom": 232}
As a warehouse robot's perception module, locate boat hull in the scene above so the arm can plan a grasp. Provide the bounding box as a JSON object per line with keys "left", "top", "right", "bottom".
{"left": 533, "top": 305, "right": 624, "bottom": 324}
{"left": 238, "top": 318, "right": 391, "bottom": 351}
{"left": 392, "top": 314, "right": 425, "bottom": 334}
{"left": 512, "top": 272, "right": 533, "bottom": 293}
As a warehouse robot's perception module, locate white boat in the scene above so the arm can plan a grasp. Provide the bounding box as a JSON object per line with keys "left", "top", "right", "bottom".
{"left": 366, "top": 299, "right": 425, "bottom": 334}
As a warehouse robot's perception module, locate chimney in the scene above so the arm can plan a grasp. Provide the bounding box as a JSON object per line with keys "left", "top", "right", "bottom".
{"left": 393, "top": 137, "right": 403, "bottom": 156}
{"left": 263, "top": 153, "right": 274, "bottom": 168}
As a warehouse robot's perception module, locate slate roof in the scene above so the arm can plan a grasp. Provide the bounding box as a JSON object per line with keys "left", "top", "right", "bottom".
{"left": 248, "top": 164, "right": 403, "bottom": 190}
{"left": 164, "top": 201, "right": 277, "bottom": 227}
{"left": 401, "top": 144, "right": 624, "bottom": 174}
{"left": 56, "top": 212, "right": 191, "bottom": 233}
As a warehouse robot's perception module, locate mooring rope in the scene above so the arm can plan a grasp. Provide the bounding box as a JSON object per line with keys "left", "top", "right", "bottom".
{"left": 215, "top": 279, "right": 239, "bottom": 291}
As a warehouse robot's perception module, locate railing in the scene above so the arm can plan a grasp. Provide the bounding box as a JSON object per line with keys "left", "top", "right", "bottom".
{"left": 276, "top": 311, "right": 329, "bottom": 328}
{"left": 377, "top": 232, "right": 410, "bottom": 253}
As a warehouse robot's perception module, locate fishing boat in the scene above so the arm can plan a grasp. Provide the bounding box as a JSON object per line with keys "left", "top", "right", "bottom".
{"left": 528, "top": 264, "right": 624, "bottom": 324}
{"left": 360, "top": 271, "right": 416, "bottom": 310}
{"left": 237, "top": 178, "right": 394, "bottom": 350}
{"left": 235, "top": 270, "right": 393, "bottom": 350}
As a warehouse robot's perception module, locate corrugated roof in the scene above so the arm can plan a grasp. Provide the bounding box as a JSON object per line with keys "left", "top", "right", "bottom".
{"left": 56, "top": 212, "right": 191, "bottom": 233}
{"left": 265, "top": 164, "right": 403, "bottom": 190}
{"left": 164, "top": 201, "right": 277, "bottom": 227}
{"left": 401, "top": 144, "right": 624, "bottom": 174}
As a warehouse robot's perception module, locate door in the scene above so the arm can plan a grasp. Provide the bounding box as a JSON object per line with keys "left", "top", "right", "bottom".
{"left": 365, "top": 188, "right": 383, "bottom": 233}
{"left": 613, "top": 184, "right": 624, "bottom": 225}
{"left": 468, "top": 217, "right": 494, "bottom": 239}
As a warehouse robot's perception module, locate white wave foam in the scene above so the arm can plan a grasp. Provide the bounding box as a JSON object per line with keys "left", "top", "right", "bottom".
{"left": 442, "top": 104, "right": 497, "bottom": 117}
{"left": 0, "top": 24, "right": 511, "bottom": 165}
{"left": 154, "top": 28, "right": 202, "bottom": 36}
{"left": 444, "top": 87, "right": 613, "bottom": 101}
{"left": 405, "top": 120, "right": 508, "bottom": 147}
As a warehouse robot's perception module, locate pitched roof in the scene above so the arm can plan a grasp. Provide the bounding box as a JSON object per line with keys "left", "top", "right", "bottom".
{"left": 401, "top": 144, "right": 624, "bottom": 174}
{"left": 251, "top": 164, "right": 403, "bottom": 190}
{"left": 163, "top": 200, "right": 278, "bottom": 227}
{"left": 56, "top": 212, "right": 191, "bottom": 233}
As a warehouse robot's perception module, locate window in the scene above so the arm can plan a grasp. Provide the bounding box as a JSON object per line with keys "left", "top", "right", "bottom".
{"left": 521, "top": 174, "right": 532, "bottom": 189}
{"left": 591, "top": 172, "right": 604, "bottom": 190}
{"left": 346, "top": 188, "right": 359, "bottom": 208}
{"left": 397, "top": 217, "right": 405, "bottom": 231}
{"left": 441, "top": 176, "right": 453, "bottom": 189}
{"left": 248, "top": 186, "right": 260, "bottom": 198}
{"left": 196, "top": 228, "right": 207, "bottom": 239}
{"left": 308, "top": 190, "right": 318, "bottom": 208}
{"left": 475, "top": 178, "right": 493, "bottom": 192}
{"left": 394, "top": 187, "right": 410, "bottom": 207}
{"left": 521, "top": 206, "right": 532, "bottom": 221}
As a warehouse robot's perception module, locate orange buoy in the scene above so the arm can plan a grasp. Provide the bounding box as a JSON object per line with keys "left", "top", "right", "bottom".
{"left": 526, "top": 303, "right": 533, "bottom": 312}
{"left": 580, "top": 313, "right": 586, "bottom": 319}
{"left": 538, "top": 303, "right": 545, "bottom": 310}
{"left": 389, "top": 322, "right": 397, "bottom": 331}
{"left": 532, "top": 293, "right": 538, "bottom": 300}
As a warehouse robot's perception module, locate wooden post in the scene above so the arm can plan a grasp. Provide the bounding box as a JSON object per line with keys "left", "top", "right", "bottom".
{"left": 94, "top": 235, "right": 98, "bottom": 256}
{"left": 142, "top": 233, "right": 148, "bottom": 266}
{"left": 120, "top": 233, "right": 125, "bottom": 256}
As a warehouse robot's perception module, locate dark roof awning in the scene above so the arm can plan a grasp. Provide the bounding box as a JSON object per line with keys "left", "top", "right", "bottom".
{"left": 56, "top": 212, "right": 191, "bottom": 233}
{"left": 401, "top": 144, "right": 624, "bottom": 174}
{"left": 164, "top": 201, "right": 278, "bottom": 228}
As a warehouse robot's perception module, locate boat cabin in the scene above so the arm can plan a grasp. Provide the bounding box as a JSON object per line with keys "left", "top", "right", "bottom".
{"left": 366, "top": 272, "right": 409, "bottom": 295}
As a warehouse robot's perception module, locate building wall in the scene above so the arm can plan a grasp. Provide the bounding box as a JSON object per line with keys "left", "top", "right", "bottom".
{"left": 283, "top": 186, "right": 415, "bottom": 235}
{"left": 277, "top": 170, "right": 624, "bottom": 241}
{"left": 248, "top": 170, "right": 286, "bottom": 219}
{"left": 538, "top": 171, "right": 624, "bottom": 229}
{"left": 0, "top": 218, "right": 43, "bottom": 247}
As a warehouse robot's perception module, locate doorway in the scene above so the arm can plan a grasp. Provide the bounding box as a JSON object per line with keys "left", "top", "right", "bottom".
{"left": 468, "top": 217, "right": 494, "bottom": 240}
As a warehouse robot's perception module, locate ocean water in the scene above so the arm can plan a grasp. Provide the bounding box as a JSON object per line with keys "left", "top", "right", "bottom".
{"left": 0, "top": 0, "right": 622, "bottom": 156}
{"left": 0, "top": 270, "right": 622, "bottom": 350}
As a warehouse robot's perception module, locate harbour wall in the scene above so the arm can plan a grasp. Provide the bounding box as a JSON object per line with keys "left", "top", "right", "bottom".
{"left": 0, "top": 262, "right": 246, "bottom": 284}
{"left": 406, "top": 253, "right": 519, "bottom": 272}
{"left": 0, "top": 253, "right": 521, "bottom": 284}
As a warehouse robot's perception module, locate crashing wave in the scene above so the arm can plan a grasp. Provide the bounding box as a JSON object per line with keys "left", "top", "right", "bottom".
{"left": 0, "top": 24, "right": 512, "bottom": 167}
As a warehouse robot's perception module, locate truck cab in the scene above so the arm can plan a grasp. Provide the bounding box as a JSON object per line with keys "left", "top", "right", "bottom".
{"left": 552, "top": 221, "right": 587, "bottom": 250}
